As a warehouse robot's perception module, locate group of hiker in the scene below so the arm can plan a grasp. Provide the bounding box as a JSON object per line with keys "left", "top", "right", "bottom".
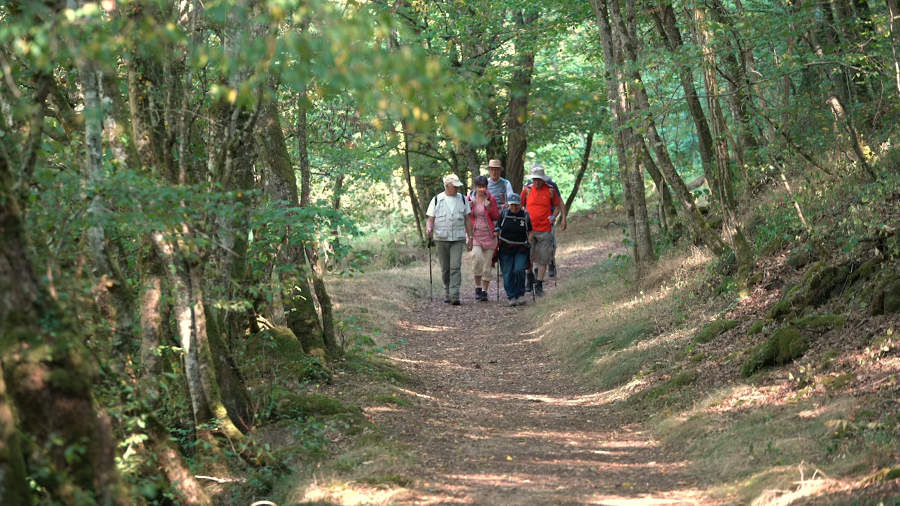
{"left": 425, "top": 160, "right": 567, "bottom": 306}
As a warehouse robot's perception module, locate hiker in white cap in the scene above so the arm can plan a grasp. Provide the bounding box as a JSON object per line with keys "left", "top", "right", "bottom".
{"left": 426, "top": 174, "right": 473, "bottom": 305}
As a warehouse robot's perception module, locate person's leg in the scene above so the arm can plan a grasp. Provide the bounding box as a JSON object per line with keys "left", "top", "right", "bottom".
{"left": 472, "top": 245, "right": 483, "bottom": 298}
{"left": 448, "top": 240, "right": 463, "bottom": 303}
{"left": 513, "top": 250, "right": 529, "bottom": 299}
{"left": 437, "top": 240, "right": 451, "bottom": 302}
{"left": 480, "top": 247, "right": 492, "bottom": 298}
{"left": 500, "top": 250, "right": 516, "bottom": 300}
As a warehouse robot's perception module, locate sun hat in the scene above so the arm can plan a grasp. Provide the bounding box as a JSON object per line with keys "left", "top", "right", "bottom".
{"left": 443, "top": 174, "right": 463, "bottom": 187}
{"left": 526, "top": 164, "right": 549, "bottom": 181}
{"left": 507, "top": 193, "right": 521, "bottom": 205}
{"left": 488, "top": 159, "right": 503, "bottom": 168}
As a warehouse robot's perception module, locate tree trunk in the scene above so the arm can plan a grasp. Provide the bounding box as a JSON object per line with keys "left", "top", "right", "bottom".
{"left": 402, "top": 122, "right": 425, "bottom": 245}
{"left": 256, "top": 98, "right": 326, "bottom": 353}
{"left": 888, "top": 0, "right": 900, "bottom": 94}
{"left": 827, "top": 94, "right": 876, "bottom": 179}
{"left": 505, "top": 9, "right": 537, "bottom": 193}
{"left": 597, "top": 0, "right": 729, "bottom": 256}
{"left": 651, "top": 2, "right": 716, "bottom": 179}
{"left": 1, "top": 154, "right": 125, "bottom": 504}
{"left": 565, "top": 131, "right": 593, "bottom": 212}
{"left": 694, "top": 7, "right": 754, "bottom": 278}
{"left": 0, "top": 361, "right": 30, "bottom": 506}
{"left": 150, "top": 231, "right": 244, "bottom": 441}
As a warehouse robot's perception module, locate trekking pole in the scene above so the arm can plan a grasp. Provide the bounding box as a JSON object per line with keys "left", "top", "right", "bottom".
{"left": 496, "top": 261, "right": 500, "bottom": 302}
{"left": 427, "top": 239, "right": 433, "bottom": 302}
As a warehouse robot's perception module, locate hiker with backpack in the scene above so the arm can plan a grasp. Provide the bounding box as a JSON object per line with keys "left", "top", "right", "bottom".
{"left": 467, "top": 176, "right": 500, "bottom": 302}
{"left": 520, "top": 164, "right": 562, "bottom": 297}
{"left": 495, "top": 193, "right": 533, "bottom": 306}
{"left": 486, "top": 159, "right": 515, "bottom": 208}
{"left": 426, "top": 174, "right": 473, "bottom": 305}
{"left": 543, "top": 176, "right": 567, "bottom": 278}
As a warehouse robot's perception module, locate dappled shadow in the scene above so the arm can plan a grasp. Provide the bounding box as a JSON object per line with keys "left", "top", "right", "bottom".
{"left": 362, "top": 238, "right": 713, "bottom": 504}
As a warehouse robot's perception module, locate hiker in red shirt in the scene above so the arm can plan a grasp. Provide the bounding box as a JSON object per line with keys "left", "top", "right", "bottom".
{"left": 520, "top": 164, "right": 562, "bottom": 297}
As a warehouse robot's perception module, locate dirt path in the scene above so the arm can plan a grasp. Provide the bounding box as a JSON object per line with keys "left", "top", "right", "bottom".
{"left": 369, "top": 240, "right": 715, "bottom": 505}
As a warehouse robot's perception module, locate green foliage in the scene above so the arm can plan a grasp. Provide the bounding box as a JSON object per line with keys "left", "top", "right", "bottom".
{"left": 694, "top": 319, "right": 738, "bottom": 344}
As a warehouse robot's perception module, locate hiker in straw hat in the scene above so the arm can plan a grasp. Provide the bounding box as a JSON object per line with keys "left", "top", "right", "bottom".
{"left": 486, "top": 159, "right": 515, "bottom": 208}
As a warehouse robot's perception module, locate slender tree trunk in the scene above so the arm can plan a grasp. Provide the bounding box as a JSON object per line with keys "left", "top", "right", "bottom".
{"left": 651, "top": 2, "right": 716, "bottom": 179}
{"left": 694, "top": 7, "right": 754, "bottom": 278}
{"left": 565, "top": 131, "right": 593, "bottom": 211}
{"left": 296, "top": 94, "right": 340, "bottom": 357}
{"left": 505, "top": 9, "right": 537, "bottom": 193}
{"left": 888, "top": 0, "right": 900, "bottom": 94}
{"left": 641, "top": 141, "right": 677, "bottom": 235}
{"left": 707, "top": 0, "right": 759, "bottom": 167}
{"left": 402, "top": 122, "right": 425, "bottom": 245}
{"left": 827, "top": 94, "right": 876, "bottom": 179}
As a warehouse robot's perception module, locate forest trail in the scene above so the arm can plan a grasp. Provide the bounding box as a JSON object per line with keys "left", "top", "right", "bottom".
{"left": 369, "top": 239, "right": 714, "bottom": 505}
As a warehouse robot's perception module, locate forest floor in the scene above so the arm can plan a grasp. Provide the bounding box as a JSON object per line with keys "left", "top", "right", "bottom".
{"left": 359, "top": 240, "right": 713, "bottom": 504}
{"left": 293, "top": 229, "right": 716, "bottom": 504}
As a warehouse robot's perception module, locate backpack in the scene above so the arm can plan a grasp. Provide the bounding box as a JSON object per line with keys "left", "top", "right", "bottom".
{"left": 496, "top": 208, "right": 530, "bottom": 246}
{"left": 523, "top": 180, "right": 558, "bottom": 203}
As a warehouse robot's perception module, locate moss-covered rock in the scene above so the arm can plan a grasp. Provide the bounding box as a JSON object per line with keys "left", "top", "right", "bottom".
{"left": 786, "top": 248, "right": 812, "bottom": 269}
{"left": 694, "top": 319, "right": 739, "bottom": 344}
{"left": 747, "top": 320, "right": 764, "bottom": 336}
{"left": 793, "top": 313, "right": 846, "bottom": 331}
{"left": 740, "top": 326, "right": 808, "bottom": 377}
{"left": 869, "top": 274, "right": 900, "bottom": 315}
{"left": 274, "top": 392, "right": 363, "bottom": 418}
{"left": 244, "top": 327, "right": 332, "bottom": 382}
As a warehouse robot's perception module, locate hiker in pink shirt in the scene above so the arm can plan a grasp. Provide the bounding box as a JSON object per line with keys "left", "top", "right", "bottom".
{"left": 467, "top": 175, "right": 500, "bottom": 301}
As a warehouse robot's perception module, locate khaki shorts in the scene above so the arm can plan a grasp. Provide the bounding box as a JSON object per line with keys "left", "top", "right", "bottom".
{"left": 531, "top": 231, "right": 554, "bottom": 265}
{"left": 471, "top": 244, "right": 494, "bottom": 278}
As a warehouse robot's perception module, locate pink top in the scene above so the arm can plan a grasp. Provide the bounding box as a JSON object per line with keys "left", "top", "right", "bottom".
{"left": 470, "top": 198, "right": 497, "bottom": 249}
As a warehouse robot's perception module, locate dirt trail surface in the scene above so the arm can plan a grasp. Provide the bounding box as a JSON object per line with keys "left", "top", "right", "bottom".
{"left": 369, "top": 240, "right": 714, "bottom": 505}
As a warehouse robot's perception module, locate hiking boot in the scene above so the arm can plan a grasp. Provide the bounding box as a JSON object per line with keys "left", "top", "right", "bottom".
{"left": 452, "top": 299, "right": 461, "bottom": 306}
{"left": 475, "top": 287, "right": 483, "bottom": 300}
{"left": 535, "top": 281, "right": 545, "bottom": 297}
{"left": 480, "top": 289, "right": 489, "bottom": 301}
{"left": 443, "top": 293, "right": 451, "bottom": 303}
{"left": 515, "top": 298, "right": 527, "bottom": 306}
{"left": 548, "top": 261, "right": 557, "bottom": 278}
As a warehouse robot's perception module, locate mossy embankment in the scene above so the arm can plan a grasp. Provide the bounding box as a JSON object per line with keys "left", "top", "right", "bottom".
{"left": 528, "top": 172, "right": 900, "bottom": 503}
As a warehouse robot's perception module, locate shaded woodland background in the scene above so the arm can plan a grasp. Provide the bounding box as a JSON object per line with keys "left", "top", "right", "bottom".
{"left": 1, "top": 0, "right": 898, "bottom": 504}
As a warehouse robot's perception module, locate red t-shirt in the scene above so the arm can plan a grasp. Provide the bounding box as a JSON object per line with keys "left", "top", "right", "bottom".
{"left": 521, "top": 183, "right": 560, "bottom": 232}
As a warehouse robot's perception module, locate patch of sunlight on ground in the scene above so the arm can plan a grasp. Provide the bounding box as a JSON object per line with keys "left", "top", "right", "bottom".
{"left": 296, "top": 482, "right": 409, "bottom": 506}
{"left": 588, "top": 495, "right": 702, "bottom": 505}
{"left": 396, "top": 320, "right": 454, "bottom": 332}
{"left": 390, "top": 385, "right": 440, "bottom": 402}
{"left": 477, "top": 390, "right": 620, "bottom": 407}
